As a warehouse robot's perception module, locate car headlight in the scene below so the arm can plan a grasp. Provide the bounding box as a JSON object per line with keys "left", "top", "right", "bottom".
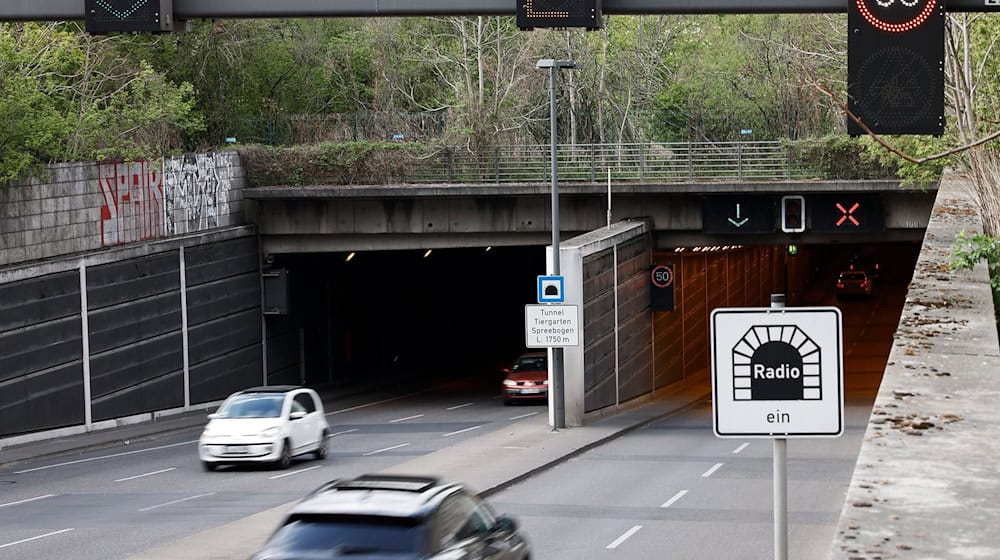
{"left": 259, "top": 426, "right": 280, "bottom": 438}
{"left": 541, "top": 379, "right": 549, "bottom": 385}
{"left": 201, "top": 428, "right": 225, "bottom": 439}
{"left": 503, "top": 379, "right": 518, "bottom": 387}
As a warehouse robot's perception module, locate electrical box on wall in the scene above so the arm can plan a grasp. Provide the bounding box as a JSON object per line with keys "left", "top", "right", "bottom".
{"left": 263, "top": 268, "right": 290, "bottom": 315}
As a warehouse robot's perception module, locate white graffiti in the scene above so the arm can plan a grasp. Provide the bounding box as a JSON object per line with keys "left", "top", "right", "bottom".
{"left": 99, "top": 153, "right": 233, "bottom": 246}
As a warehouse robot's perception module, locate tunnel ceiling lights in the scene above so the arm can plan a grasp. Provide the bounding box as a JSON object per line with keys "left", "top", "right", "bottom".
{"left": 423, "top": 249, "right": 433, "bottom": 258}
{"left": 345, "top": 252, "right": 356, "bottom": 262}
{"left": 675, "top": 245, "right": 744, "bottom": 253}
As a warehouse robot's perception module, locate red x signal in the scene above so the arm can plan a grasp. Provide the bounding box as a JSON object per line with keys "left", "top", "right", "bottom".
{"left": 835, "top": 202, "right": 861, "bottom": 227}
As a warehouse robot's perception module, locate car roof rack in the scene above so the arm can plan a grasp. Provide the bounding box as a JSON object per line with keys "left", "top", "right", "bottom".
{"left": 316, "top": 475, "right": 442, "bottom": 494}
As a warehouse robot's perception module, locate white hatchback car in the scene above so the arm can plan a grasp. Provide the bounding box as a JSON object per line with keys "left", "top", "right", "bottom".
{"left": 198, "top": 386, "right": 331, "bottom": 471}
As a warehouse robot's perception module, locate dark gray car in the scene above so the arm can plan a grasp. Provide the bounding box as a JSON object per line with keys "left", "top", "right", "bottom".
{"left": 250, "top": 475, "right": 530, "bottom": 560}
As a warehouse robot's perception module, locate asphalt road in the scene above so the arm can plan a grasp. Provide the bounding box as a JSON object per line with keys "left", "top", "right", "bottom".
{"left": 0, "top": 379, "right": 546, "bottom": 559}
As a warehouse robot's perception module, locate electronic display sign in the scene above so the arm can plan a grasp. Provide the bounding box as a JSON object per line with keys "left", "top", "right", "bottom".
{"left": 808, "top": 194, "right": 885, "bottom": 232}
{"left": 86, "top": 0, "right": 175, "bottom": 33}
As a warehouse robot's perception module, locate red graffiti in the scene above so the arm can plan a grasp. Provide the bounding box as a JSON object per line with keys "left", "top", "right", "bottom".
{"left": 98, "top": 160, "right": 165, "bottom": 246}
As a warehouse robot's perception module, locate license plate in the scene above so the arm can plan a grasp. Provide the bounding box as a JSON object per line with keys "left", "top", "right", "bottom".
{"left": 520, "top": 388, "right": 542, "bottom": 394}
{"left": 226, "top": 445, "right": 250, "bottom": 454}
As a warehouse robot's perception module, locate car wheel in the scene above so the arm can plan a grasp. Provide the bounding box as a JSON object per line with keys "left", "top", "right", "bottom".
{"left": 314, "top": 430, "right": 329, "bottom": 460}
{"left": 202, "top": 461, "right": 217, "bottom": 472}
{"left": 275, "top": 439, "right": 292, "bottom": 470}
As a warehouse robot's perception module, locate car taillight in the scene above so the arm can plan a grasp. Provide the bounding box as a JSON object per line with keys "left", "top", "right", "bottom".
{"left": 836, "top": 282, "right": 844, "bottom": 288}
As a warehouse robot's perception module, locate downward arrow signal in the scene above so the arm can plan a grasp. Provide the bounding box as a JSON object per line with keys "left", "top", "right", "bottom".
{"left": 727, "top": 203, "right": 749, "bottom": 227}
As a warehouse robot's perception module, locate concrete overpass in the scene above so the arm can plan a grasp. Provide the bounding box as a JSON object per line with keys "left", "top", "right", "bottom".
{"left": 246, "top": 180, "right": 936, "bottom": 255}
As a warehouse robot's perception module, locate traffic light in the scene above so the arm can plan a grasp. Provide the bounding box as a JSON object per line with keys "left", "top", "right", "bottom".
{"left": 781, "top": 195, "right": 805, "bottom": 233}
{"left": 85, "top": 0, "right": 179, "bottom": 33}
{"left": 517, "top": 0, "right": 602, "bottom": 30}
{"left": 847, "top": 0, "right": 944, "bottom": 136}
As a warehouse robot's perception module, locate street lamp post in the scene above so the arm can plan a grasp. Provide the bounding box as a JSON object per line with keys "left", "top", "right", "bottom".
{"left": 536, "top": 58, "right": 576, "bottom": 430}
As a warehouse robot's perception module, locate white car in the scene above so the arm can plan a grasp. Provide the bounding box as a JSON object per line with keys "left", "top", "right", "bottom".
{"left": 198, "top": 386, "right": 331, "bottom": 471}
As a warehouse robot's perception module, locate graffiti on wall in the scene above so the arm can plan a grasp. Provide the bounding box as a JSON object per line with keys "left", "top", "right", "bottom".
{"left": 98, "top": 153, "right": 232, "bottom": 246}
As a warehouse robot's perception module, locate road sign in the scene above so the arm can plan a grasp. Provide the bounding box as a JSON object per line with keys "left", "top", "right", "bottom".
{"left": 649, "top": 264, "right": 675, "bottom": 311}
{"left": 702, "top": 196, "right": 776, "bottom": 234}
{"left": 808, "top": 194, "right": 885, "bottom": 232}
{"left": 525, "top": 304, "right": 579, "bottom": 348}
{"left": 711, "top": 307, "right": 843, "bottom": 438}
{"left": 517, "top": 0, "right": 602, "bottom": 30}
{"left": 781, "top": 195, "right": 805, "bottom": 233}
{"left": 85, "top": 0, "right": 177, "bottom": 33}
{"left": 537, "top": 275, "right": 565, "bottom": 303}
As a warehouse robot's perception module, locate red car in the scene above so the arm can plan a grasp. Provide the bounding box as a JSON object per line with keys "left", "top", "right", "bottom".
{"left": 502, "top": 352, "right": 549, "bottom": 405}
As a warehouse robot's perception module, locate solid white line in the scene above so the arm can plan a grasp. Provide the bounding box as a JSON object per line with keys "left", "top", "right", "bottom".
{"left": 606, "top": 525, "right": 642, "bottom": 549}
{"left": 702, "top": 463, "right": 725, "bottom": 478}
{"left": 269, "top": 465, "right": 322, "bottom": 480}
{"left": 508, "top": 412, "right": 539, "bottom": 420}
{"left": 363, "top": 443, "right": 411, "bottom": 456}
{"left": 732, "top": 443, "right": 750, "bottom": 454}
{"left": 389, "top": 414, "right": 424, "bottom": 423}
{"left": 446, "top": 402, "right": 474, "bottom": 411}
{"left": 326, "top": 390, "right": 430, "bottom": 415}
{"left": 114, "top": 467, "right": 176, "bottom": 483}
{"left": 14, "top": 440, "right": 199, "bottom": 474}
{"left": 660, "top": 490, "right": 688, "bottom": 508}
{"left": 329, "top": 428, "right": 359, "bottom": 437}
{"left": 0, "top": 528, "right": 74, "bottom": 549}
{"left": 442, "top": 425, "right": 481, "bottom": 437}
{"left": 0, "top": 494, "right": 55, "bottom": 509}
{"left": 138, "top": 492, "right": 215, "bottom": 512}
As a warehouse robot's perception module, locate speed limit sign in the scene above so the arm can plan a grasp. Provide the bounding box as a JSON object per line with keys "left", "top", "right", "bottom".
{"left": 650, "top": 264, "right": 675, "bottom": 311}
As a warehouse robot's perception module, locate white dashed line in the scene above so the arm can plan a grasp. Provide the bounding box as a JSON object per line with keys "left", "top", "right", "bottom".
{"left": 446, "top": 402, "right": 474, "bottom": 411}
{"left": 0, "top": 528, "right": 74, "bottom": 549}
{"left": 508, "top": 412, "right": 539, "bottom": 420}
{"left": 326, "top": 390, "right": 431, "bottom": 415}
{"left": 14, "top": 440, "right": 198, "bottom": 474}
{"left": 363, "top": 443, "right": 411, "bottom": 456}
{"left": 606, "top": 525, "right": 642, "bottom": 549}
{"left": 115, "top": 467, "right": 176, "bottom": 482}
{"left": 660, "top": 490, "right": 688, "bottom": 508}
{"left": 269, "top": 465, "right": 322, "bottom": 480}
{"left": 329, "top": 428, "right": 359, "bottom": 437}
{"left": 0, "top": 494, "right": 55, "bottom": 509}
{"left": 442, "top": 426, "right": 481, "bottom": 437}
{"left": 389, "top": 414, "right": 424, "bottom": 423}
{"left": 732, "top": 443, "right": 750, "bottom": 454}
{"left": 138, "top": 492, "right": 215, "bottom": 512}
{"left": 702, "top": 463, "right": 724, "bottom": 478}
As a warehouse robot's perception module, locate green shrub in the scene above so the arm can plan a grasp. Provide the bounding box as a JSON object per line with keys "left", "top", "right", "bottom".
{"left": 784, "top": 135, "right": 900, "bottom": 180}
{"left": 240, "top": 141, "right": 426, "bottom": 187}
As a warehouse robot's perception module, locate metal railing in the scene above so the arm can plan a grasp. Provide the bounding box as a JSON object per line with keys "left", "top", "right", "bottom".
{"left": 404, "top": 141, "right": 814, "bottom": 184}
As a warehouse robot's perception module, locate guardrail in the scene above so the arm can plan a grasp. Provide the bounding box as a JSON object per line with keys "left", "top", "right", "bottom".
{"left": 404, "top": 141, "right": 814, "bottom": 184}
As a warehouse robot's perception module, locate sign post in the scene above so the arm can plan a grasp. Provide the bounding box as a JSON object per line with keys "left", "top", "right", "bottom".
{"left": 711, "top": 298, "right": 843, "bottom": 560}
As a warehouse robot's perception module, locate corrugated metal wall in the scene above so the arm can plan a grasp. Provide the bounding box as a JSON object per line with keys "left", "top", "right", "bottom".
{"left": 0, "top": 234, "right": 263, "bottom": 438}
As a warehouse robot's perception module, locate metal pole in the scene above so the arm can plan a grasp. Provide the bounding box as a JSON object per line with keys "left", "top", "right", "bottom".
{"left": 770, "top": 293, "right": 788, "bottom": 560}
{"left": 549, "top": 64, "right": 566, "bottom": 430}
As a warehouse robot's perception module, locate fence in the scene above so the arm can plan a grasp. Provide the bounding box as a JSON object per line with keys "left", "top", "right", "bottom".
{"left": 404, "top": 141, "right": 814, "bottom": 184}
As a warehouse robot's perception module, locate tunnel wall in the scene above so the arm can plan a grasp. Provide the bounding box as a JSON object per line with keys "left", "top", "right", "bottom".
{"left": 0, "top": 228, "right": 263, "bottom": 439}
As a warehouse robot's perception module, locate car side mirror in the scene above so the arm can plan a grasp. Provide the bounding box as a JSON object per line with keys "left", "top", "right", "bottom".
{"left": 207, "top": 413, "right": 219, "bottom": 420}
{"left": 290, "top": 410, "right": 306, "bottom": 420}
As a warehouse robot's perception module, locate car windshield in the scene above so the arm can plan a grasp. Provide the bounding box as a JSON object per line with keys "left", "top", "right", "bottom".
{"left": 511, "top": 356, "right": 546, "bottom": 371}
{"left": 840, "top": 272, "right": 866, "bottom": 281}
{"left": 262, "top": 514, "right": 422, "bottom": 556}
{"left": 217, "top": 394, "right": 285, "bottom": 418}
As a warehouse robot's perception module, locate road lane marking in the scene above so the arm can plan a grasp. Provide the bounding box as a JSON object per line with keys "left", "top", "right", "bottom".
{"left": 508, "top": 412, "right": 539, "bottom": 420}
{"left": 702, "top": 463, "right": 725, "bottom": 478}
{"left": 363, "top": 443, "right": 411, "bottom": 456}
{"left": 732, "top": 443, "right": 750, "bottom": 454}
{"left": 138, "top": 492, "right": 215, "bottom": 512}
{"left": 326, "top": 389, "right": 431, "bottom": 415}
{"left": 443, "top": 425, "right": 481, "bottom": 437}
{"left": 606, "top": 525, "right": 642, "bottom": 549}
{"left": 389, "top": 414, "right": 424, "bottom": 423}
{"left": 329, "top": 428, "right": 359, "bottom": 437}
{"left": 0, "top": 494, "right": 55, "bottom": 508}
{"left": 14, "top": 440, "right": 198, "bottom": 474}
{"left": 660, "top": 490, "right": 688, "bottom": 508}
{"left": 269, "top": 465, "right": 322, "bottom": 480}
{"left": 0, "top": 528, "right": 74, "bottom": 549}
{"left": 446, "top": 402, "right": 474, "bottom": 411}
{"left": 114, "top": 467, "right": 176, "bottom": 482}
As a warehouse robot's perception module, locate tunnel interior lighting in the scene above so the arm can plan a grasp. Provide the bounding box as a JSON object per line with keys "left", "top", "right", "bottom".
{"left": 423, "top": 249, "right": 433, "bottom": 258}
{"left": 345, "top": 252, "right": 356, "bottom": 262}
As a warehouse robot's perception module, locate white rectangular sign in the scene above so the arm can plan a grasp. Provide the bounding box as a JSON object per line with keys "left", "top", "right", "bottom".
{"left": 711, "top": 306, "right": 843, "bottom": 438}
{"left": 525, "top": 304, "right": 579, "bottom": 348}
